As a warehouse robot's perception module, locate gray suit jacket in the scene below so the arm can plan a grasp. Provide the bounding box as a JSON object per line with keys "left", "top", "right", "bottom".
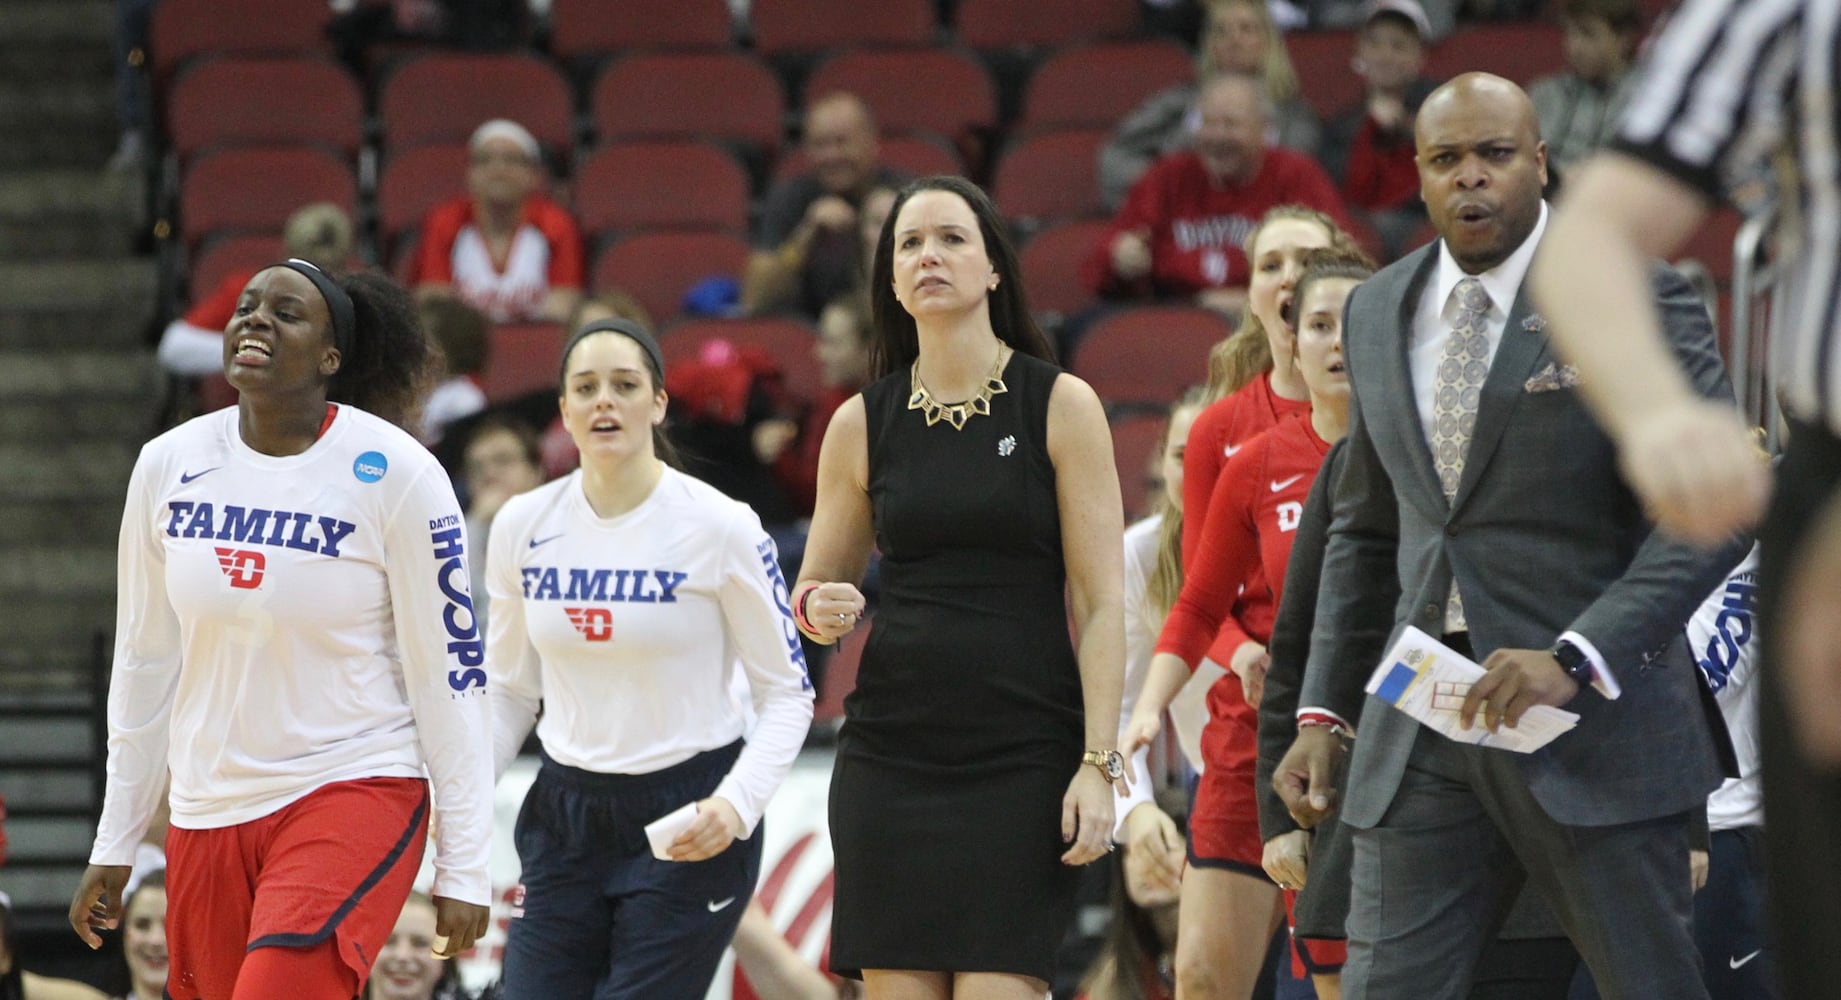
{"left": 1303, "top": 238, "right": 1747, "bottom": 830}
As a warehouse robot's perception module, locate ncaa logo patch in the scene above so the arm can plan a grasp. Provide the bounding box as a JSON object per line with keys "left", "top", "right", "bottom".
{"left": 353, "top": 451, "right": 388, "bottom": 483}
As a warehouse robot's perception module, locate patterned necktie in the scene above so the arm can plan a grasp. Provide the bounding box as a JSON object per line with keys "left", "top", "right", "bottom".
{"left": 1433, "top": 276, "right": 1492, "bottom": 630}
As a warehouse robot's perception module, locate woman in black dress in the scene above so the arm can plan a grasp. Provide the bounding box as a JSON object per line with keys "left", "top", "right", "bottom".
{"left": 793, "top": 176, "right": 1130, "bottom": 999}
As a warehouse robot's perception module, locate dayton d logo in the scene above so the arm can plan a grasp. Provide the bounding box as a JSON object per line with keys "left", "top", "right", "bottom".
{"left": 214, "top": 547, "right": 266, "bottom": 589}
{"left": 565, "top": 607, "right": 614, "bottom": 641}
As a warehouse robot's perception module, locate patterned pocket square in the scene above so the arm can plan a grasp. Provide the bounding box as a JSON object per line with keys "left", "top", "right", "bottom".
{"left": 1524, "top": 362, "right": 1581, "bottom": 393}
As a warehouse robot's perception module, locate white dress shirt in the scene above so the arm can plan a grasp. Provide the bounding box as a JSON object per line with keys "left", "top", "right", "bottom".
{"left": 1405, "top": 203, "right": 1620, "bottom": 697}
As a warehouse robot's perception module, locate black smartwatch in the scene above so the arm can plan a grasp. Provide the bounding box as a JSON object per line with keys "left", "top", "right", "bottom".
{"left": 1550, "top": 639, "right": 1595, "bottom": 688}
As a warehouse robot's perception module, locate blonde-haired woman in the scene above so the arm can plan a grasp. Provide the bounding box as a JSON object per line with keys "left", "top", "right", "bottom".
{"left": 1100, "top": 0, "right": 1322, "bottom": 208}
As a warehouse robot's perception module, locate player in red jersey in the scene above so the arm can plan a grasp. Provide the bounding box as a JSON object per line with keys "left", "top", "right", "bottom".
{"left": 1126, "top": 247, "right": 1375, "bottom": 1000}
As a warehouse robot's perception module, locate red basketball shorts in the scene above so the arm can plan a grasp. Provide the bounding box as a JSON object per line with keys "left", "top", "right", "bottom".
{"left": 1187, "top": 672, "right": 1264, "bottom": 875}
{"left": 163, "top": 776, "right": 429, "bottom": 1000}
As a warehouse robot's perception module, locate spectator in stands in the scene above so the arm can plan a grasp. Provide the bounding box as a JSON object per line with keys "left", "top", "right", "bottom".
{"left": 1319, "top": 0, "right": 1439, "bottom": 259}
{"left": 411, "top": 119, "right": 584, "bottom": 324}
{"left": 364, "top": 893, "right": 470, "bottom": 1000}
{"left": 116, "top": 871, "right": 166, "bottom": 1000}
{"left": 418, "top": 295, "right": 490, "bottom": 446}
{"left": 1100, "top": 0, "right": 1322, "bottom": 210}
{"left": 461, "top": 414, "right": 544, "bottom": 631}
{"left": 743, "top": 93, "right": 905, "bottom": 320}
{"left": 762, "top": 293, "right": 875, "bottom": 519}
{"left": 1, "top": 891, "right": 109, "bottom": 1000}
{"left": 1075, "top": 836, "right": 1183, "bottom": 1000}
{"left": 157, "top": 202, "right": 354, "bottom": 378}
{"left": 1084, "top": 74, "right": 1352, "bottom": 314}
{"left": 1528, "top": 0, "right": 1642, "bottom": 174}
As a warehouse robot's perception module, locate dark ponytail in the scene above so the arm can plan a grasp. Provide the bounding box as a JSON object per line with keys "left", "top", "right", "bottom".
{"left": 326, "top": 270, "right": 439, "bottom": 433}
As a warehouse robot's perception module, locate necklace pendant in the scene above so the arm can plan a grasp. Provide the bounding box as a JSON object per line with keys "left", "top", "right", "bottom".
{"left": 944, "top": 405, "right": 968, "bottom": 430}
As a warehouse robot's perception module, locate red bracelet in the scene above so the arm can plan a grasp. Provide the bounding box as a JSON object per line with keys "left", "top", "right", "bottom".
{"left": 792, "top": 582, "right": 819, "bottom": 635}
{"left": 1297, "top": 711, "right": 1352, "bottom": 738}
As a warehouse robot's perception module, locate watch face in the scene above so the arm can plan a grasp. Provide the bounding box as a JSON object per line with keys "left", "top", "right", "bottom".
{"left": 1105, "top": 751, "right": 1124, "bottom": 778}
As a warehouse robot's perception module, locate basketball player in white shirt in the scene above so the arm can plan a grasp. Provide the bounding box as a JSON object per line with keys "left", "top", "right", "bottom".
{"left": 71, "top": 262, "right": 494, "bottom": 1000}
{"left": 487, "top": 318, "right": 814, "bottom": 1000}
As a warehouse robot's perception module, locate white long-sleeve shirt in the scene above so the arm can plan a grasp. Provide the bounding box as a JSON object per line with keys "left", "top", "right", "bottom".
{"left": 91, "top": 405, "right": 495, "bottom": 905}
{"left": 485, "top": 467, "right": 814, "bottom": 835}
{"left": 1691, "top": 545, "right": 1763, "bottom": 832}
{"left": 1116, "top": 513, "right": 1222, "bottom": 836}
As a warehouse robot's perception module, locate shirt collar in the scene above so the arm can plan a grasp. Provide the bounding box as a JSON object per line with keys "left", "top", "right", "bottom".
{"left": 1432, "top": 200, "right": 1549, "bottom": 319}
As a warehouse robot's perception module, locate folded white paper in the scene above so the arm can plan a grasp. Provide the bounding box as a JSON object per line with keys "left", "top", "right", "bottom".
{"left": 644, "top": 801, "right": 700, "bottom": 861}
{"left": 1366, "top": 626, "right": 1578, "bottom": 753}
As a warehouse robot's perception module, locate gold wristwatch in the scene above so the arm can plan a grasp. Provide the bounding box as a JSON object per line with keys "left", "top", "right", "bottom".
{"left": 1082, "top": 749, "right": 1125, "bottom": 783}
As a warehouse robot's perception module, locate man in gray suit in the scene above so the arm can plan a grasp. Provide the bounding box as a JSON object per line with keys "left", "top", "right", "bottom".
{"left": 1273, "top": 73, "right": 1745, "bottom": 1000}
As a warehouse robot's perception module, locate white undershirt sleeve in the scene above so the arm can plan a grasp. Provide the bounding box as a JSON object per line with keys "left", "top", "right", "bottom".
{"left": 484, "top": 506, "right": 543, "bottom": 780}
{"left": 710, "top": 510, "right": 815, "bottom": 835}
{"left": 156, "top": 320, "right": 227, "bottom": 377}
{"left": 384, "top": 466, "right": 494, "bottom": 906}
{"left": 92, "top": 450, "right": 183, "bottom": 866}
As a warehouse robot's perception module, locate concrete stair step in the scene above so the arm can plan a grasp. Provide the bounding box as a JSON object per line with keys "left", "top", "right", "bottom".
{"left": 0, "top": 770, "right": 95, "bottom": 814}
{"left": 0, "top": 348, "right": 163, "bottom": 400}
{"left": 2, "top": 816, "right": 100, "bottom": 863}
{"left": 0, "top": 497, "right": 125, "bottom": 548}
{"left": 0, "top": 0, "right": 116, "bottom": 45}
{"left": 0, "top": 715, "right": 93, "bottom": 763}
{"left": 0, "top": 394, "right": 164, "bottom": 447}
{"left": 0, "top": 169, "right": 146, "bottom": 258}
{"left": 0, "top": 592, "right": 115, "bottom": 681}
{"left": 0, "top": 440, "right": 139, "bottom": 501}
{"left": 0, "top": 260, "right": 158, "bottom": 349}
{"left": 0, "top": 40, "right": 114, "bottom": 85}
{"left": 0, "top": 546, "right": 118, "bottom": 600}
{"left": 0, "top": 864, "right": 92, "bottom": 927}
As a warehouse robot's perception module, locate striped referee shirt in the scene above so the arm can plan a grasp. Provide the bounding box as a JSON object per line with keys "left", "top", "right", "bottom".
{"left": 1612, "top": 0, "right": 1841, "bottom": 437}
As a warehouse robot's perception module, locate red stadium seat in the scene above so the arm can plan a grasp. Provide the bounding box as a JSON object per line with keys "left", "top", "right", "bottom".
{"left": 992, "top": 128, "right": 1110, "bottom": 228}
{"left": 1019, "top": 219, "right": 1111, "bottom": 317}
{"left": 1424, "top": 23, "right": 1565, "bottom": 87}
{"left": 773, "top": 134, "right": 964, "bottom": 184}
{"left": 379, "top": 53, "right": 574, "bottom": 157}
{"left": 1020, "top": 41, "right": 1193, "bottom": 133}
{"left": 662, "top": 317, "right": 822, "bottom": 404}
{"left": 955, "top": 0, "right": 1139, "bottom": 49}
{"left": 178, "top": 147, "right": 356, "bottom": 253}
{"left": 375, "top": 142, "right": 472, "bottom": 258}
{"left": 750, "top": 0, "right": 935, "bottom": 55}
{"left": 189, "top": 234, "right": 284, "bottom": 304}
{"left": 485, "top": 322, "right": 566, "bottom": 401}
{"left": 165, "top": 57, "right": 363, "bottom": 162}
{"left": 573, "top": 141, "right": 751, "bottom": 238}
{"left": 1111, "top": 411, "right": 1170, "bottom": 523}
{"left": 805, "top": 49, "right": 997, "bottom": 156}
{"left": 590, "top": 52, "right": 785, "bottom": 154}
{"left": 593, "top": 231, "right": 753, "bottom": 327}
{"left": 549, "top": 0, "right": 732, "bottom": 56}
{"left": 1286, "top": 30, "right": 1362, "bottom": 119}
{"left": 149, "top": 0, "right": 334, "bottom": 83}
{"left": 1674, "top": 207, "right": 1745, "bottom": 284}
{"left": 1072, "top": 306, "right": 1231, "bottom": 407}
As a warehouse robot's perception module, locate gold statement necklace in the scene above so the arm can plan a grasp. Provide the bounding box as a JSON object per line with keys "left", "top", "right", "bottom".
{"left": 907, "top": 345, "right": 1010, "bottom": 430}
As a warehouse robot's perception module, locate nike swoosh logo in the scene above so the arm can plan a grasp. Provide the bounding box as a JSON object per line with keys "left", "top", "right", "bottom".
{"left": 707, "top": 896, "right": 736, "bottom": 912}
{"left": 179, "top": 467, "right": 220, "bottom": 484}
{"left": 1270, "top": 475, "right": 1304, "bottom": 492}
{"left": 1223, "top": 443, "right": 1243, "bottom": 457}
{"left": 1729, "top": 949, "right": 1762, "bottom": 969}
{"left": 528, "top": 533, "right": 566, "bottom": 549}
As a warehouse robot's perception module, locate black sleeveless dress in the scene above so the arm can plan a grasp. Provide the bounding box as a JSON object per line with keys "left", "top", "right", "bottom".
{"left": 828, "top": 350, "right": 1085, "bottom": 982}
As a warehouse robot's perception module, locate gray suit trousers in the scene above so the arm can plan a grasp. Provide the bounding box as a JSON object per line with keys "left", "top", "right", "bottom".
{"left": 1342, "top": 727, "right": 1707, "bottom": 1000}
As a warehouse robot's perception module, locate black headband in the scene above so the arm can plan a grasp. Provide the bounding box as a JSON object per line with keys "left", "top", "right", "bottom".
{"left": 275, "top": 258, "right": 356, "bottom": 361}
{"left": 560, "top": 318, "right": 666, "bottom": 389}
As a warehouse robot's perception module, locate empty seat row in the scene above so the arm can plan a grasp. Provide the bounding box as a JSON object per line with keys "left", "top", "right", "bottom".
{"left": 162, "top": 41, "right": 1193, "bottom": 167}
{"left": 149, "top": 0, "right": 1148, "bottom": 84}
